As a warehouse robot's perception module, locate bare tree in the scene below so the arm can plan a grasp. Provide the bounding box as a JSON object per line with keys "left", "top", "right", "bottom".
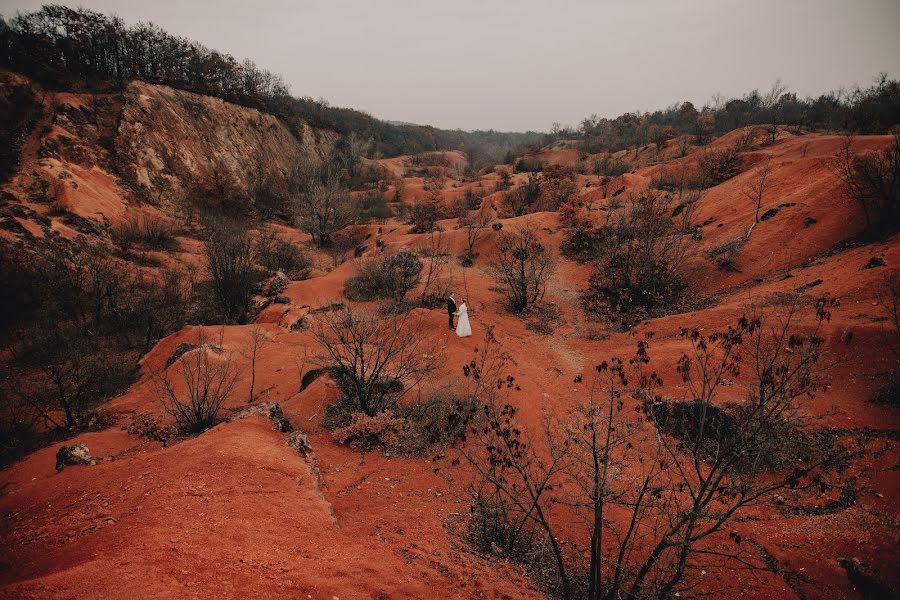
{"left": 418, "top": 231, "right": 451, "bottom": 304}
{"left": 742, "top": 157, "right": 773, "bottom": 226}
{"left": 242, "top": 326, "right": 272, "bottom": 403}
{"left": 456, "top": 298, "right": 859, "bottom": 600}
{"left": 459, "top": 210, "right": 491, "bottom": 266}
{"left": 290, "top": 154, "right": 355, "bottom": 247}
{"left": 762, "top": 78, "right": 788, "bottom": 145}
{"left": 204, "top": 216, "right": 259, "bottom": 324}
{"left": 157, "top": 329, "right": 241, "bottom": 434}
{"left": 489, "top": 226, "right": 555, "bottom": 313}
{"left": 310, "top": 307, "right": 442, "bottom": 416}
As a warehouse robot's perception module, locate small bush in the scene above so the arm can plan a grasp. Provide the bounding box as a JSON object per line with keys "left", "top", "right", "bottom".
{"left": 356, "top": 190, "right": 392, "bottom": 223}
{"left": 343, "top": 248, "right": 423, "bottom": 303}
{"left": 330, "top": 391, "right": 479, "bottom": 455}
{"left": 254, "top": 230, "right": 311, "bottom": 279}
{"left": 507, "top": 173, "right": 542, "bottom": 216}
{"left": 204, "top": 216, "right": 262, "bottom": 324}
{"left": 514, "top": 157, "right": 544, "bottom": 173}
{"left": 463, "top": 188, "right": 483, "bottom": 211}
{"left": 697, "top": 145, "right": 742, "bottom": 187}
{"left": 156, "top": 331, "right": 240, "bottom": 434}
{"left": 409, "top": 197, "right": 442, "bottom": 233}
{"left": 584, "top": 192, "right": 690, "bottom": 324}
{"left": 593, "top": 154, "right": 631, "bottom": 177}
{"left": 332, "top": 410, "right": 412, "bottom": 451}
{"left": 110, "top": 215, "right": 176, "bottom": 252}
{"left": 489, "top": 226, "right": 555, "bottom": 313}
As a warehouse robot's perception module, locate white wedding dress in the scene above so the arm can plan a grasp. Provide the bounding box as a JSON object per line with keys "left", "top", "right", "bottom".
{"left": 455, "top": 303, "right": 472, "bottom": 337}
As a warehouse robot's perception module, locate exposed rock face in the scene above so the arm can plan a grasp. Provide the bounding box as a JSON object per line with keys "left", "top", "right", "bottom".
{"left": 55, "top": 443, "right": 95, "bottom": 471}
{"left": 232, "top": 401, "right": 293, "bottom": 433}
{"left": 0, "top": 72, "right": 336, "bottom": 237}
{"left": 114, "top": 81, "right": 337, "bottom": 205}
{"left": 261, "top": 270, "right": 289, "bottom": 297}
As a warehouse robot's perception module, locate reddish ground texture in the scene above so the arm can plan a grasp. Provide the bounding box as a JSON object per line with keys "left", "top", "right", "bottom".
{"left": 0, "top": 85, "right": 898, "bottom": 599}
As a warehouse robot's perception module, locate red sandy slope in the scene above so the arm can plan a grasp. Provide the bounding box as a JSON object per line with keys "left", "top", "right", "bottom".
{"left": 1, "top": 106, "right": 898, "bottom": 598}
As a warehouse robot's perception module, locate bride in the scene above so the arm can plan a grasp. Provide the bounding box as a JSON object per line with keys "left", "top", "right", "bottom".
{"left": 455, "top": 299, "right": 472, "bottom": 337}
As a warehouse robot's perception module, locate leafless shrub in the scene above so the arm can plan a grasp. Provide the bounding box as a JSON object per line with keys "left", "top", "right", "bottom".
{"left": 584, "top": 192, "right": 691, "bottom": 324}
{"left": 156, "top": 329, "right": 240, "bottom": 434}
{"left": 409, "top": 194, "right": 443, "bottom": 233}
{"left": 489, "top": 226, "right": 555, "bottom": 313}
{"left": 254, "top": 229, "right": 311, "bottom": 279}
{"left": 698, "top": 145, "right": 742, "bottom": 187}
{"left": 242, "top": 326, "right": 272, "bottom": 403}
{"left": 203, "top": 216, "right": 261, "bottom": 323}
{"left": 110, "top": 215, "right": 176, "bottom": 252}
{"left": 454, "top": 298, "right": 863, "bottom": 600}
{"left": 310, "top": 306, "right": 442, "bottom": 416}
{"left": 507, "top": 173, "right": 542, "bottom": 216}
{"left": 418, "top": 231, "right": 451, "bottom": 305}
{"left": 290, "top": 154, "right": 355, "bottom": 247}
{"left": 344, "top": 248, "right": 423, "bottom": 304}
{"left": 742, "top": 157, "right": 774, "bottom": 224}
{"left": 828, "top": 134, "right": 900, "bottom": 234}
{"left": 459, "top": 210, "right": 491, "bottom": 266}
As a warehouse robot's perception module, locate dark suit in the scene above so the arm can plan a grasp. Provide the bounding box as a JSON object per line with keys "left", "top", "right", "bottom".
{"left": 447, "top": 297, "right": 456, "bottom": 329}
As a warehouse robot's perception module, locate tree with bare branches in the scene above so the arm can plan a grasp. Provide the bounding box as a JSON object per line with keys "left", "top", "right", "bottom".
{"left": 290, "top": 154, "right": 355, "bottom": 247}
{"left": 489, "top": 226, "right": 555, "bottom": 313}
{"left": 458, "top": 210, "right": 491, "bottom": 266}
{"left": 242, "top": 326, "right": 272, "bottom": 403}
{"left": 310, "top": 307, "right": 442, "bottom": 416}
{"left": 742, "top": 157, "right": 773, "bottom": 226}
{"left": 585, "top": 192, "right": 691, "bottom": 322}
{"left": 454, "top": 297, "right": 860, "bottom": 600}
{"left": 418, "top": 231, "right": 451, "bottom": 305}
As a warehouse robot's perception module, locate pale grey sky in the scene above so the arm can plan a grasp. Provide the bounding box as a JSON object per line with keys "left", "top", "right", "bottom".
{"left": 2, "top": 0, "right": 899, "bottom": 131}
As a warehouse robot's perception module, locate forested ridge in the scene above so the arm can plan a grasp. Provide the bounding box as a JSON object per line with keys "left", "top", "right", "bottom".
{"left": 0, "top": 4, "right": 543, "bottom": 159}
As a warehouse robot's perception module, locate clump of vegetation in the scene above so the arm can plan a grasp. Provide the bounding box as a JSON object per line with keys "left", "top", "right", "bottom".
{"left": 203, "top": 216, "right": 262, "bottom": 324}
{"left": 310, "top": 307, "right": 441, "bottom": 417}
{"left": 343, "top": 248, "right": 423, "bottom": 304}
{"left": 459, "top": 210, "right": 491, "bottom": 266}
{"left": 592, "top": 153, "right": 631, "bottom": 177}
{"left": 254, "top": 229, "right": 311, "bottom": 279}
{"left": 506, "top": 173, "right": 542, "bottom": 216}
{"left": 489, "top": 225, "right": 555, "bottom": 313}
{"left": 355, "top": 189, "right": 392, "bottom": 223}
{"left": 697, "top": 145, "right": 742, "bottom": 186}
{"left": 514, "top": 157, "right": 544, "bottom": 173}
{"left": 289, "top": 153, "right": 355, "bottom": 247}
{"left": 829, "top": 133, "right": 900, "bottom": 235}
{"left": 649, "top": 164, "right": 704, "bottom": 192}
{"left": 494, "top": 170, "right": 513, "bottom": 192}
{"left": 156, "top": 328, "right": 240, "bottom": 434}
{"left": 408, "top": 195, "right": 442, "bottom": 233}
{"left": 583, "top": 192, "right": 691, "bottom": 325}
{"left": 110, "top": 215, "right": 177, "bottom": 252}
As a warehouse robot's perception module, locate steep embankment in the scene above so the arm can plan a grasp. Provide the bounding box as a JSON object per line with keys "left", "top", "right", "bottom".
{"left": 0, "top": 72, "right": 335, "bottom": 241}
{"left": 115, "top": 81, "right": 337, "bottom": 205}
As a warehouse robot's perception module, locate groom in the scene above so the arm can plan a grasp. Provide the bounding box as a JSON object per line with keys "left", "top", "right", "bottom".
{"left": 447, "top": 292, "right": 457, "bottom": 329}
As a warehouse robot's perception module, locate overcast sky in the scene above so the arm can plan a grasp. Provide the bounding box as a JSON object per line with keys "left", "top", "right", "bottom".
{"left": 2, "top": 0, "right": 899, "bottom": 131}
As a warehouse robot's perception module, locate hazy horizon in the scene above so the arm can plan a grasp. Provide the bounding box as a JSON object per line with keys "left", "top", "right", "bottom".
{"left": 2, "top": 0, "right": 898, "bottom": 131}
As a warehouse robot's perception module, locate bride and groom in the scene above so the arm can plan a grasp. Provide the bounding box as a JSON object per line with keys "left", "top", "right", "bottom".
{"left": 447, "top": 292, "right": 471, "bottom": 337}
